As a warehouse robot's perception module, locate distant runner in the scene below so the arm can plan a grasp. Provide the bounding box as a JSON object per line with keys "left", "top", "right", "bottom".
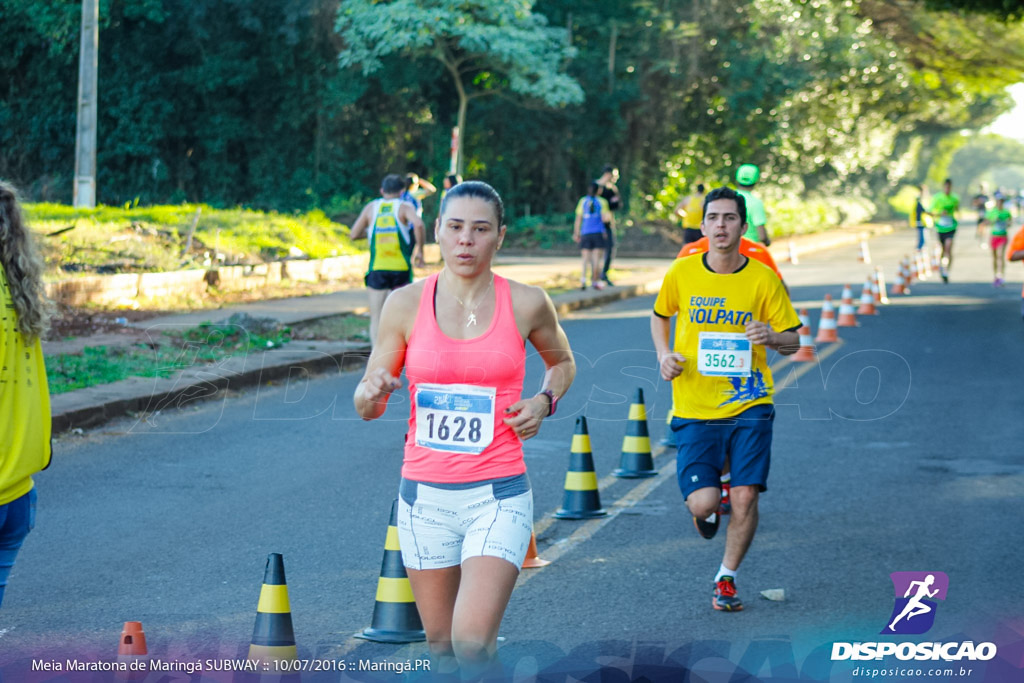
{"left": 674, "top": 184, "right": 706, "bottom": 245}
{"left": 735, "top": 164, "right": 770, "bottom": 246}
{"left": 914, "top": 185, "right": 931, "bottom": 251}
{"left": 930, "top": 178, "right": 960, "bottom": 283}
{"left": 573, "top": 182, "right": 612, "bottom": 290}
{"left": 979, "top": 195, "right": 1011, "bottom": 287}
{"left": 595, "top": 165, "right": 621, "bottom": 285}
{"left": 349, "top": 174, "right": 426, "bottom": 345}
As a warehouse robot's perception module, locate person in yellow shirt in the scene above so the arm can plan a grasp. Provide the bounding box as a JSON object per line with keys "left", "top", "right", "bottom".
{"left": 674, "top": 183, "right": 706, "bottom": 245}
{"left": 349, "top": 174, "right": 427, "bottom": 346}
{"left": 0, "top": 181, "right": 52, "bottom": 608}
{"left": 651, "top": 187, "right": 799, "bottom": 612}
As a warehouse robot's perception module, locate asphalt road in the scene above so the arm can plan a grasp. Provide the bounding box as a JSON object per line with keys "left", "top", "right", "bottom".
{"left": 3, "top": 230, "right": 1022, "bottom": 682}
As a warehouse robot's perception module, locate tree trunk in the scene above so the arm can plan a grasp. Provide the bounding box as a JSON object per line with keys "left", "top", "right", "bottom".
{"left": 456, "top": 86, "right": 468, "bottom": 178}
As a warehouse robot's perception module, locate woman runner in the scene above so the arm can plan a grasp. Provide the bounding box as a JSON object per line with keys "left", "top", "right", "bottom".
{"left": 353, "top": 181, "right": 575, "bottom": 677}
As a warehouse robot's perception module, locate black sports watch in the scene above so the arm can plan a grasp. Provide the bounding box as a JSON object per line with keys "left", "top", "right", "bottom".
{"left": 537, "top": 389, "right": 557, "bottom": 416}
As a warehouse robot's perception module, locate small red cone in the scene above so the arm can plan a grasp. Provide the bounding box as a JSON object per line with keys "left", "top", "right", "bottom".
{"left": 891, "top": 259, "right": 906, "bottom": 295}
{"left": 522, "top": 532, "right": 551, "bottom": 569}
{"left": 858, "top": 238, "right": 872, "bottom": 264}
{"left": 115, "top": 621, "right": 148, "bottom": 681}
{"left": 875, "top": 267, "right": 889, "bottom": 304}
{"left": 837, "top": 285, "right": 858, "bottom": 327}
{"left": 815, "top": 294, "right": 840, "bottom": 343}
{"left": 856, "top": 277, "right": 878, "bottom": 316}
{"left": 792, "top": 310, "right": 817, "bottom": 362}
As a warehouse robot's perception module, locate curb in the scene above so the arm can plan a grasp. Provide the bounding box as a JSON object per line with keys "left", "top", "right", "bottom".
{"left": 51, "top": 342, "right": 370, "bottom": 433}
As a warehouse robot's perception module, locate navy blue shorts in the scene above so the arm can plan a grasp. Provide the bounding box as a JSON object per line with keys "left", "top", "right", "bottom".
{"left": 365, "top": 269, "right": 412, "bottom": 290}
{"left": 580, "top": 232, "right": 608, "bottom": 250}
{"left": 672, "top": 404, "right": 774, "bottom": 500}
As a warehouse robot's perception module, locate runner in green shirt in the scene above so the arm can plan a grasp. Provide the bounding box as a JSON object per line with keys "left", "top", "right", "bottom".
{"left": 735, "top": 164, "right": 769, "bottom": 246}
{"left": 929, "top": 178, "right": 960, "bottom": 283}
{"left": 979, "top": 195, "right": 1012, "bottom": 287}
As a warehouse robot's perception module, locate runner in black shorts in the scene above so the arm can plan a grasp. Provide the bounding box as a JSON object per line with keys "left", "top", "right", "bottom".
{"left": 573, "top": 182, "right": 613, "bottom": 290}
{"left": 349, "top": 174, "right": 426, "bottom": 345}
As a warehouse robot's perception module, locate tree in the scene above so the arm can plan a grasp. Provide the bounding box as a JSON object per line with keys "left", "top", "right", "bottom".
{"left": 335, "top": 0, "right": 583, "bottom": 176}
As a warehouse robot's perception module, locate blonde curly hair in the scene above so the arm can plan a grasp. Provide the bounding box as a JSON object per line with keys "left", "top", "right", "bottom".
{"left": 0, "top": 181, "right": 53, "bottom": 340}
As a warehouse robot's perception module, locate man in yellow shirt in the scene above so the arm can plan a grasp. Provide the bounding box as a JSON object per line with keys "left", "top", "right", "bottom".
{"left": 651, "top": 187, "right": 800, "bottom": 612}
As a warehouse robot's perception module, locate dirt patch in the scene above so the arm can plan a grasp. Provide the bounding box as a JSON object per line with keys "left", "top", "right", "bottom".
{"left": 46, "top": 304, "right": 170, "bottom": 341}
{"left": 290, "top": 314, "right": 369, "bottom": 343}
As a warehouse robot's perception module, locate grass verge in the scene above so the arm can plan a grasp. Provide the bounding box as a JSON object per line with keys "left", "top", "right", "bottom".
{"left": 46, "top": 314, "right": 368, "bottom": 394}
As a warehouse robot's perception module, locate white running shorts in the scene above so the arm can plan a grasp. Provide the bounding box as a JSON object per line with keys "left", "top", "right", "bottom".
{"left": 396, "top": 475, "right": 533, "bottom": 570}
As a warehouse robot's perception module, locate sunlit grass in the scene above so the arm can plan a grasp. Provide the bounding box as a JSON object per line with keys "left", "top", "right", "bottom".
{"left": 25, "top": 202, "right": 361, "bottom": 276}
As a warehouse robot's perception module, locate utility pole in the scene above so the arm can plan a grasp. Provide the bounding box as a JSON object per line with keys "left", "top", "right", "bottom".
{"left": 74, "top": 0, "right": 98, "bottom": 208}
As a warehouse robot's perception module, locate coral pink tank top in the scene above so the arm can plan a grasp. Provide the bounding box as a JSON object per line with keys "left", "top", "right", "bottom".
{"left": 402, "top": 273, "right": 527, "bottom": 482}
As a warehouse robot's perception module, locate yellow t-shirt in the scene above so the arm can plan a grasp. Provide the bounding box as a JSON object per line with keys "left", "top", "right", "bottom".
{"left": 653, "top": 254, "right": 800, "bottom": 420}
{"left": 1, "top": 267, "right": 51, "bottom": 505}
{"left": 681, "top": 195, "right": 704, "bottom": 228}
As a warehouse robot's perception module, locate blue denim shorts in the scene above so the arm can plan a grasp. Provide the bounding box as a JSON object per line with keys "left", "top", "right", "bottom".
{"left": 672, "top": 404, "right": 774, "bottom": 499}
{"left": 0, "top": 488, "right": 38, "bottom": 607}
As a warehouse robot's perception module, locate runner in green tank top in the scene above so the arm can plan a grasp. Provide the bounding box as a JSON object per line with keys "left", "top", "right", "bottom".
{"left": 979, "top": 195, "right": 1012, "bottom": 287}
{"left": 929, "top": 178, "right": 960, "bottom": 283}
{"left": 349, "top": 174, "right": 426, "bottom": 346}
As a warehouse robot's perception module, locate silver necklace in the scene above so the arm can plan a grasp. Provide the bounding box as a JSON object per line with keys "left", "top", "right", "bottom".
{"left": 445, "top": 270, "right": 494, "bottom": 327}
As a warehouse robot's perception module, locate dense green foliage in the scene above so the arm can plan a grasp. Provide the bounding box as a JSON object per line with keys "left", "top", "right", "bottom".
{"left": 3, "top": 0, "right": 1024, "bottom": 223}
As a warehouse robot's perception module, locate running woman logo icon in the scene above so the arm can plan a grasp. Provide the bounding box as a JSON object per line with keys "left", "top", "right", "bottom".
{"left": 881, "top": 571, "right": 949, "bottom": 635}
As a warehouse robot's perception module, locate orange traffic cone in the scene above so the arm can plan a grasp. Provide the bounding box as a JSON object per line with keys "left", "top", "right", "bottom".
{"left": 815, "top": 294, "right": 840, "bottom": 343}
{"left": 858, "top": 238, "right": 872, "bottom": 263}
{"left": 856, "top": 277, "right": 878, "bottom": 315}
{"left": 875, "top": 266, "right": 889, "bottom": 304}
{"left": 909, "top": 255, "right": 919, "bottom": 283}
{"left": 554, "top": 416, "right": 607, "bottom": 519}
{"left": 115, "top": 621, "right": 148, "bottom": 681}
{"left": 916, "top": 251, "right": 929, "bottom": 280}
{"left": 788, "top": 240, "right": 800, "bottom": 265}
{"left": 791, "top": 310, "right": 817, "bottom": 362}
{"left": 837, "top": 285, "right": 858, "bottom": 327}
{"left": 522, "top": 532, "right": 551, "bottom": 569}
{"left": 891, "top": 259, "right": 906, "bottom": 295}
{"left": 931, "top": 246, "right": 942, "bottom": 276}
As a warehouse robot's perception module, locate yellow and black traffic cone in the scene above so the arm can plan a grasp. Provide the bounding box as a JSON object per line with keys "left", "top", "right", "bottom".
{"left": 355, "top": 499, "right": 425, "bottom": 643}
{"left": 247, "top": 553, "right": 298, "bottom": 666}
{"left": 612, "top": 388, "right": 657, "bottom": 478}
{"left": 554, "top": 416, "right": 607, "bottom": 519}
